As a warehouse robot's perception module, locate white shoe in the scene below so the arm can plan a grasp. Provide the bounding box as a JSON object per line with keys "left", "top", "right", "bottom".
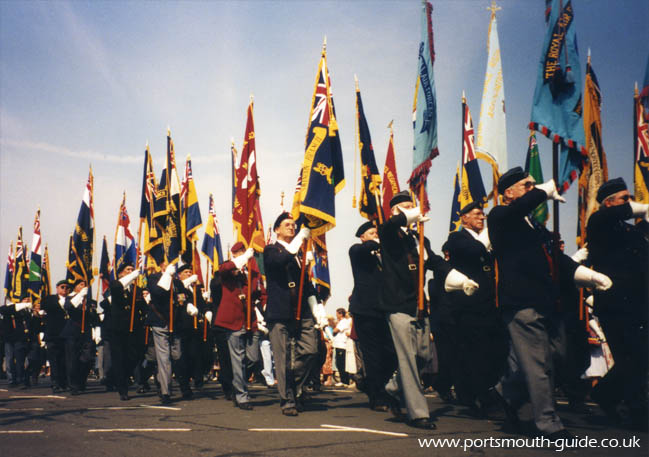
{"left": 334, "top": 382, "right": 343, "bottom": 387}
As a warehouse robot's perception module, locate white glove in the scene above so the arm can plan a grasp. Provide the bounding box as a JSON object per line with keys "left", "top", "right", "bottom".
{"left": 232, "top": 247, "right": 255, "bottom": 270}
{"left": 202, "top": 291, "right": 211, "bottom": 302}
{"left": 629, "top": 201, "right": 649, "bottom": 222}
{"left": 182, "top": 274, "right": 199, "bottom": 289}
{"left": 92, "top": 327, "right": 101, "bottom": 345}
{"left": 254, "top": 307, "right": 268, "bottom": 334}
{"left": 305, "top": 250, "right": 315, "bottom": 264}
{"left": 119, "top": 269, "right": 140, "bottom": 288}
{"left": 574, "top": 265, "right": 612, "bottom": 291}
{"left": 585, "top": 294, "right": 594, "bottom": 308}
{"left": 570, "top": 247, "right": 589, "bottom": 264}
{"left": 158, "top": 266, "right": 175, "bottom": 291}
{"left": 143, "top": 293, "right": 151, "bottom": 304}
{"left": 399, "top": 206, "right": 430, "bottom": 225}
{"left": 39, "top": 332, "right": 45, "bottom": 347}
{"left": 205, "top": 310, "right": 213, "bottom": 323}
{"left": 186, "top": 302, "right": 198, "bottom": 316}
{"left": 70, "top": 287, "right": 88, "bottom": 308}
{"left": 315, "top": 303, "right": 328, "bottom": 329}
{"left": 16, "top": 302, "right": 32, "bottom": 312}
{"left": 536, "top": 179, "right": 566, "bottom": 203}
{"left": 444, "top": 269, "right": 480, "bottom": 296}
{"left": 287, "top": 227, "right": 311, "bottom": 254}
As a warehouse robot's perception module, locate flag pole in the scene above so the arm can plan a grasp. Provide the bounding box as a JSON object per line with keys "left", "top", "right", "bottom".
{"left": 295, "top": 239, "right": 311, "bottom": 321}
{"left": 246, "top": 256, "right": 252, "bottom": 330}
{"left": 192, "top": 241, "right": 198, "bottom": 330}
{"left": 417, "top": 184, "right": 425, "bottom": 314}
{"left": 129, "top": 212, "right": 143, "bottom": 333}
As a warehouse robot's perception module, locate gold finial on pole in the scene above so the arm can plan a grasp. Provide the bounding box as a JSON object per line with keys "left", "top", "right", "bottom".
{"left": 487, "top": 0, "right": 501, "bottom": 19}
{"left": 354, "top": 74, "right": 359, "bottom": 92}
{"left": 280, "top": 191, "right": 285, "bottom": 210}
{"left": 250, "top": 93, "right": 254, "bottom": 104}
{"left": 462, "top": 89, "right": 466, "bottom": 104}
{"left": 635, "top": 81, "right": 639, "bottom": 98}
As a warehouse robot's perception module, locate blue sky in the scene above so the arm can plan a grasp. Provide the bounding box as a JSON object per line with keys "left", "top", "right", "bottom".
{"left": 1, "top": 1, "right": 647, "bottom": 313}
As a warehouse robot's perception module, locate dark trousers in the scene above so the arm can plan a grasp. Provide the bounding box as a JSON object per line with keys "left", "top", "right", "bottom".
{"left": 213, "top": 327, "right": 233, "bottom": 396}
{"left": 110, "top": 333, "right": 139, "bottom": 396}
{"left": 593, "top": 316, "right": 649, "bottom": 413}
{"left": 47, "top": 339, "right": 67, "bottom": 388}
{"left": 454, "top": 316, "right": 508, "bottom": 405}
{"left": 354, "top": 315, "right": 398, "bottom": 407}
{"left": 335, "top": 349, "right": 349, "bottom": 385}
{"left": 5, "top": 341, "right": 28, "bottom": 385}
{"left": 183, "top": 332, "right": 209, "bottom": 388}
{"left": 430, "top": 320, "right": 460, "bottom": 398}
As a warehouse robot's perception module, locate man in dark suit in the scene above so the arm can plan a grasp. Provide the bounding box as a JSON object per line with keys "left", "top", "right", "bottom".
{"left": 214, "top": 242, "right": 265, "bottom": 410}
{"left": 263, "top": 212, "right": 326, "bottom": 416}
{"left": 61, "top": 279, "right": 96, "bottom": 395}
{"left": 378, "top": 191, "right": 479, "bottom": 430}
{"left": 41, "top": 280, "right": 71, "bottom": 392}
{"left": 349, "top": 221, "right": 397, "bottom": 412}
{"left": 444, "top": 201, "right": 507, "bottom": 415}
{"left": 586, "top": 177, "right": 649, "bottom": 429}
{"left": 107, "top": 262, "right": 144, "bottom": 401}
{"left": 488, "top": 167, "right": 612, "bottom": 439}
{"left": 209, "top": 269, "right": 234, "bottom": 401}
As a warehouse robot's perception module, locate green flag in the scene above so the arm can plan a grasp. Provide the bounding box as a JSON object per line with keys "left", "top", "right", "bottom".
{"left": 524, "top": 131, "right": 548, "bottom": 225}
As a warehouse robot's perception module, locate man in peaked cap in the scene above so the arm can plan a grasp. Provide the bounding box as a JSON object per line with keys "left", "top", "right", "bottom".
{"left": 488, "top": 167, "right": 613, "bottom": 439}
{"left": 378, "top": 190, "right": 480, "bottom": 430}
{"left": 348, "top": 220, "right": 397, "bottom": 412}
{"left": 442, "top": 201, "right": 507, "bottom": 416}
{"left": 586, "top": 177, "right": 649, "bottom": 429}
{"left": 263, "top": 212, "right": 326, "bottom": 416}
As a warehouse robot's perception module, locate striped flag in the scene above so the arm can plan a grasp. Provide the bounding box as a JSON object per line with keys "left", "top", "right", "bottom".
{"left": 461, "top": 95, "right": 487, "bottom": 206}
{"left": 27, "top": 209, "right": 43, "bottom": 303}
{"left": 11, "top": 227, "right": 29, "bottom": 302}
{"left": 181, "top": 155, "right": 203, "bottom": 246}
{"left": 66, "top": 168, "right": 94, "bottom": 284}
{"left": 201, "top": 193, "right": 224, "bottom": 269}
{"left": 114, "top": 193, "right": 137, "bottom": 275}
{"left": 635, "top": 82, "right": 649, "bottom": 205}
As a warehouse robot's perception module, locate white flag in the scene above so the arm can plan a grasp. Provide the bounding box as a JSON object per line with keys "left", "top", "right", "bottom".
{"left": 476, "top": 11, "right": 507, "bottom": 176}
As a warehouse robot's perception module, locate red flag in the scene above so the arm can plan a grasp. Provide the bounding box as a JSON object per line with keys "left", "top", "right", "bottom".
{"left": 232, "top": 100, "right": 265, "bottom": 252}
{"left": 381, "top": 127, "right": 400, "bottom": 220}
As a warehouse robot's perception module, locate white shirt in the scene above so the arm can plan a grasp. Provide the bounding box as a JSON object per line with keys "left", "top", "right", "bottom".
{"left": 333, "top": 316, "right": 351, "bottom": 349}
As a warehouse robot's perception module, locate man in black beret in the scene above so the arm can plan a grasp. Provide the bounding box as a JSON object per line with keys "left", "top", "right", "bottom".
{"left": 442, "top": 201, "right": 507, "bottom": 416}
{"left": 488, "top": 168, "right": 612, "bottom": 439}
{"left": 378, "top": 191, "right": 479, "bottom": 429}
{"left": 348, "top": 220, "right": 397, "bottom": 412}
{"left": 263, "top": 212, "right": 324, "bottom": 416}
{"left": 586, "top": 177, "right": 649, "bottom": 428}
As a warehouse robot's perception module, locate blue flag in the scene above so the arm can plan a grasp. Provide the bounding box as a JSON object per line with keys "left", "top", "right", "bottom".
{"left": 114, "top": 194, "right": 137, "bottom": 278}
{"left": 66, "top": 169, "right": 94, "bottom": 284}
{"left": 355, "top": 81, "right": 382, "bottom": 221}
{"left": 530, "top": 0, "right": 586, "bottom": 193}
{"left": 409, "top": 1, "right": 439, "bottom": 210}
{"left": 296, "top": 43, "right": 345, "bottom": 236}
{"left": 201, "top": 194, "right": 224, "bottom": 269}
{"left": 449, "top": 164, "right": 461, "bottom": 233}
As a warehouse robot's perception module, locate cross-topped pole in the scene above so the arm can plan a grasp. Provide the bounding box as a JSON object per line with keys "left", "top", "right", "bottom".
{"left": 487, "top": 0, "right": 501, "bottom": 18}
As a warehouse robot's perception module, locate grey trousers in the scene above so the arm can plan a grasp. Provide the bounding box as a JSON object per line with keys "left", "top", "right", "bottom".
{"left": 500, "top": 307, "right": 564, "bottom": 434}
{"left": 227, "top": 326, "right": 260, "bottom": 404}
{"left": 151, "top": 326, "right": 182, "bottom": 396}
{"left": 268, "top": 318, "right": 318, "bottom": 410}
{"left": 386, "top": 312, "right": 432, "bottom": 421}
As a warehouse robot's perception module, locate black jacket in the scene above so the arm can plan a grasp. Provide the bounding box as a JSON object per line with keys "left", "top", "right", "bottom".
{"left": 348, "top": 240, "right": 383, "bottom": 318}
{"left": 445, "top": 229, "right": 496, "bottom": 321}
{"left": 488, "top": 188, "right": 578, "bottom": 311}
{"left": 108, "top": 280, "right": 148, "bottom": 335}
{"left": 41, "top": 294, "right": 68, "bottom": 341}
{"left": 377, "top": 212, "right": 450, "bottom": 316}
{"left": 586, "top": 202, "right": 649, "bottom": 321}
{"left": 263, "top": 242, "right": 315, "bottom": 322}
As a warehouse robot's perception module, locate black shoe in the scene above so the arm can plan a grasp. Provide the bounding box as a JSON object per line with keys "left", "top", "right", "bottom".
{"left": 19, "top": 384, "right": 30, "bottom": 390}
{"left": 236, "top": 402, "right": 253, "bottom": 411}
{"left": 408, "top": 418, "right": 437, "bottom": 430}
{"left": 282, "top": 407, "right": 298, "bottom": 416}
{"left": 182, "top": 390, "right": 193, "bottom": 400}
{"left": 161, "top": 395, "right": 172, "bottom": 405}
{"left": 69, "top": 389, "right": 81, "bottom": 396}
{"left": 105, "top": 385, "right": 115, "bottom": 392}
{"left": 224, "top": 392, "right": 233, "bottom": 402}
{"left": 295, "top": 396, "right": 306, "bottom": 412}
{"left": 389, "top": 398, "right": 407, "bottom": 422}
{"left": 120, "top": 394, "right": 130, "bottom": 401}
{"left": 137, "top": 383, "right": 151, "bottom": 394}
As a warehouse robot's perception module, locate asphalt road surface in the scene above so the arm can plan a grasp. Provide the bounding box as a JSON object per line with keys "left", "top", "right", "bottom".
{"left": 0, "top": 379, "right": 646, "bottom": 457}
